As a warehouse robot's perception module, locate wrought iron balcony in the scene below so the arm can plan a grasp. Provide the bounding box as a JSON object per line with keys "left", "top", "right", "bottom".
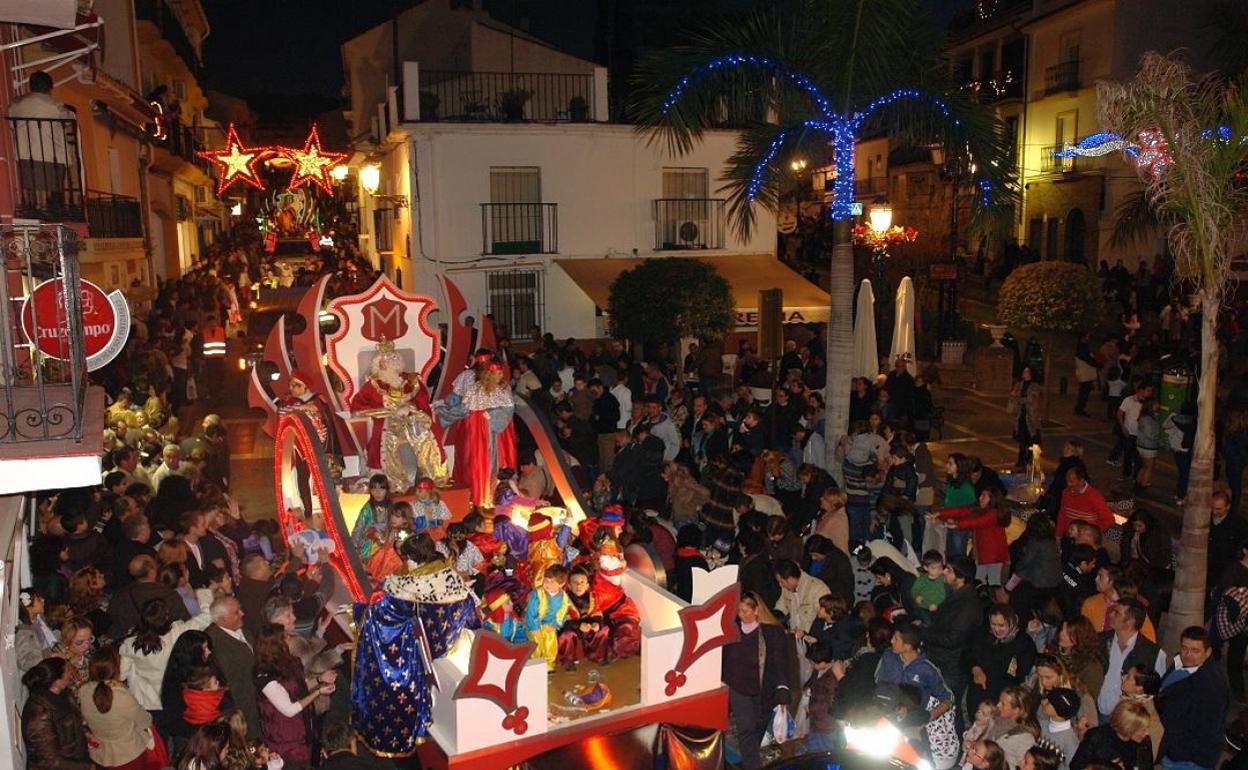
{"left": 480, "top": 203, "right": 558, "bottom": 255}
{"left": 1041, "top": 145, "right": 1076, "bottom": 173}
{"left": 853, "top": 177, "right": 889, "bottom": 198}
{"left": 654, "top": 198, "right": 726, "bottom": 250}
{"left": 86, "top": 190, "right": 143, "bottom": 238}
{"left": 0, "top": 225, "right": 88, "bottom": 444}
{"left": 8, "top": 117, "right": 85, "bottom": 222}
{"left": 418, "top": 70, "right": 595, "bottom": 122}
{"left": 1044, "top": 60, "right": 1080, "bottom": 94}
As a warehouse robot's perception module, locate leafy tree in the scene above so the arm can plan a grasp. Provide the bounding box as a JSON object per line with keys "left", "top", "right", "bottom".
{"left": 997, "top": 262, "right": 1103, "bottom": 388}
{"left": 630, "top": 0, "right": 1015, "bottom": 472}
{"left": 1098, "top": 52, "right": 1248, "bottom": 648}
{"left": 607, "top": 258, "right": 736, "bottom": 345}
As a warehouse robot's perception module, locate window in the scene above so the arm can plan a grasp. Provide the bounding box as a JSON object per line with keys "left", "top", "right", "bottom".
{"left": 1045, "top": 217, "right": 1060, "bottom": 261}
{"left": 906, "top": 172, "right": 933, "bottom": 198}
{"left": 487, "top": 268, "right": 544, "bottom": 336}
{"left": 662, "top": 168, "right": 709, "bottom": 199}
{"left": 1055, "top": 110, "right": 1077, "bottom": 146}
{"left": 487, "top": 167, "right": 544, "bottom": 252}
{"left": 374, "top": 207, "right": 393, "bottom": 252}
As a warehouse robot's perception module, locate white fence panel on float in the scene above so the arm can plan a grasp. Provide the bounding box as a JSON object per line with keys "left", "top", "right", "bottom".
{"left": 624, "top": 571, "right": 726, "bottom": 706}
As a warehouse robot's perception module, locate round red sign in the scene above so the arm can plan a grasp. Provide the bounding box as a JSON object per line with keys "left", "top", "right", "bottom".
{"left": 21, "top": 278, "right": 122, "bottom": 365}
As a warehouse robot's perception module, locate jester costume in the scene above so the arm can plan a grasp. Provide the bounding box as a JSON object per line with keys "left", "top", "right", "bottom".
{"left": 351, "top": 560, "right": 479, "bottom": 756}
{"left": 481, "top": 585, "right": 526, "bottom": 644}
{"left": 593, "top": 547, "right": 642, "bottom": 659}
{"left": 526, "top": 512, "right": 564, "bottom": 587}
{"left": 524, "top": 586, "right": 569, "bottom": 668}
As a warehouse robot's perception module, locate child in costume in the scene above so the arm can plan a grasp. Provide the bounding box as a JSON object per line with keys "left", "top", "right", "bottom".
{"left": 526, "top": 511, "right": 564, "bottom": 587}
{"left": 558, "top": 564, "right": 609, "bottom": 667}
{"left": 524, "top": 564, "right": 570, "bottom": 668}
{"left": 410, "top": 478, "right": 452, "bottom": 533}
{"left": 365, "top": 502, "right": 413, "bottom": 582}
{"left": 481, "top": 585, "right": 526, "bottom": 644}
{"left": 591, "top": 537, "right": 642, "bottom": 660}
{"left": 352, "top": 474, "right": 393, "bottom": 561}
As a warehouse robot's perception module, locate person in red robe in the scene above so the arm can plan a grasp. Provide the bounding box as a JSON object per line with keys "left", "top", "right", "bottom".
{"left": 350, "top": 341, "right": 446, "bottom": 492}
{"left": 591, "top": 537, "right": 641, "bottom": 659}
{"left": 437, "top": 352, "right": 516, "bottom": 507}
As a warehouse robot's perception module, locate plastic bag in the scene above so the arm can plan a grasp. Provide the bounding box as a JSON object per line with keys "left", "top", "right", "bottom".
{"left": 792, "top": 690, "right": 811, "bottom": 740}
{"left": 761, "top": 704, "right": 794, "bottom": 748}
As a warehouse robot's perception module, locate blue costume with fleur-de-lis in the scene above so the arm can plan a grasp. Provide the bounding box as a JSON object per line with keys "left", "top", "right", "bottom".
{"left": 350, "top": 560, "right": 479, "bottom": 757}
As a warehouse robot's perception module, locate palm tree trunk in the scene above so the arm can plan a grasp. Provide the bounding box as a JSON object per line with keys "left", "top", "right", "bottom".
{"left": 1161, "top": 291, "right": 1219, "bottom": 651}
{"left": 824, "top": 219, "right": 854, "bottom": 478}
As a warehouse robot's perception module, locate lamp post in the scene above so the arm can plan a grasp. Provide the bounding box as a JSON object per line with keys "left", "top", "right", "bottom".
{"left": 930, "top": 144, "right": 964, "bottom": 350}
{"left": 868, "top": 202, "right": 894, "bottom": 357}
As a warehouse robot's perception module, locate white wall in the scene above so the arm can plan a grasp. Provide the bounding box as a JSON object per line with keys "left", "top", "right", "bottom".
{"left": 399, "top": 123, "right": 777, "bottom": 337}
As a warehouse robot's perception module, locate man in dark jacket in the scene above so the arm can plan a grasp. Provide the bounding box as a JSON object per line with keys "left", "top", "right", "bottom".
{"left": 608, "top": 425, "right": 666, "bottom": 506}
{"left": 107, "top": 554, "right": 190, "bottom": 637}
{"left": 589, "top": 378, "right": 620, "bottom": 474}
{"left": 206, "top": 595, "right": 261, "bottom": 739}
{"left": 922, "top": 555, "right": 981, "bottom": 731}
{"left": 1158, "top": 626, "right": 1229, "bottom": 770}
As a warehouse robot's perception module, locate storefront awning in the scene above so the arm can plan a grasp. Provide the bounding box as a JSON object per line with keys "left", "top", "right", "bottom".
{"left": 553, "top": 254, "right": 830, "bottom": 328}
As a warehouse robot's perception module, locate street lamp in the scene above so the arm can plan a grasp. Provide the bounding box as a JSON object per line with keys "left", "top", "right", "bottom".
{"left": 869, "top": 203, "right": 893, "bottom": 235}
{"left": 329, "top": 164, "right": 349, "bottom": 182}
{"left": 790, "top": 157, "right": 808, "bottom": 173}
{"left": 360, "top": 163, "right": 381, "bottom": 195}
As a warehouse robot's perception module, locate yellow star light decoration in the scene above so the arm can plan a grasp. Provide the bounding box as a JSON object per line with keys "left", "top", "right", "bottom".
{"left": 283, "top": 124, "right": 346, "bottom": 194}
{"left": 197, "top": 123, "right": 274, "bottom": 196}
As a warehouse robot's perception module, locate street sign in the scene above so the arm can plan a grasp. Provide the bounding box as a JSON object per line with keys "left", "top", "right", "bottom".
{"left": 929, "top": 263, "right": 959, "bottom": 281}
{"left": 21, "top": 277, "right": 131, "bottom": 371}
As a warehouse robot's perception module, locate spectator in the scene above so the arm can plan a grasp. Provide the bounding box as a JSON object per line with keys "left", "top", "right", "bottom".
{"left": 988, "top": 686, "right": 1038, "bottom": 770}
{"left": 721, "top": 592, "right": 795, "bottom": 770}
{"left": 966, "top": 605, "right": 1036, "bottom": 717}
{"left": 923, "top": 555, "right": 981, "bottom": 728}
{"left": 109, "top": 554, "right": 192, "bottom": 639}
{"left": 110, "top": 514, "right": 157, "bottom": 589}
{"left": 1096, "top": 599, "right": 1165, "bottom": 721}
{"left": 773, "top": 559, "right": 831, "bottom": 635}
{"left": 15, "top": 588, "right": 58, "bottom": 673}
{"left": 320, "top": 721, "right": 381, "bottom": 770}
{"left": 206, "top": 595, "right": 260, "bottom": 739}
{"left": 1209, "top": 490, "right": 1248, "bottom": 595}
{"left": 159, "top": 630, "right": 222, "bottom": 747}
{"left": 1056, "top": 466, "right": 1115, "bottom": 538}
{"left": 20, "top": 658, "right": 91, "bottom": 770}
{"left": 254, "top": 622, "right": 337, "bottom": 768}
{"left": 177, "top": 722, "right": 231, "bottom": 770}
{"left": 1157, "top": 626, "right": 1228, "bottom": 770}
{"left": 181, "top": 509, "right": 227, "bottom": 588}
{"left": 1069, "top": 699, "right": 1153, "bottom": 770}
{"left": 49, "top": 615, "right": 95, "bottom": 691}
{"left": 1007, "top": 366, "right": 1044, "bottom": 471}
{"left": 936, "top": 486, "right": 1010, "bottom": 587}
{"left": 119, "top": 587, "right": 214, "bottom": 715}
{"left": 79, "top": 644, "right": 155, "bottom": 770}
{"left": 803, "top": 642, "right": 844, "bottom": 752}
{"left": 876, "top": 624, "right": 958, "bottom": 769}
{"left": 814, "top": 487, "right": 850, "bottom": 557}
{"left": 1121, "top": 664, "right": 1163, "bottom": 760}
{"left": 1037, "top": 687, "right": 1083, "bottom": 770}
{"left": 1052, "top": 616, "right": 1106, "bottom": 698}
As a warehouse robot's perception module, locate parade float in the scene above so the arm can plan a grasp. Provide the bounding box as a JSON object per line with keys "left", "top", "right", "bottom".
{"left": 247, "top": 273, "right": 734, "bottom": 769}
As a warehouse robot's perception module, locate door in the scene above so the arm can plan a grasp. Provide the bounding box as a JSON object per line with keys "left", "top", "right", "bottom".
{"left": 660, "top": 168, "right": 710, "bottom": 248}
{"left": 489, "top": 167, "right": 542, "bottom": 253}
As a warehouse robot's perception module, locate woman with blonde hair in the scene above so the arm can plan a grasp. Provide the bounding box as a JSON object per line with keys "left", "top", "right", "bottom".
{"left": 156, "top": 538, "right": 189, "bottom": 566}
{"left": 663, "top": 462, "right": 710, "bottom": 527}
{"left": 48, "top": 614, "right": 95, "bottom": 692}
{"left": 1031, "top": 654, "right": 1097, "bottom": 733}
{"left": 721, "top": 591, "right": 795, "bottom": 770}
{"left": 1069, "top": 699, "right": 1153, "bottom": 770}
{"left": 814, "top": 487, "right": 850, "bottom": 556}
{"left": 988, "top": 686, "right": 1038, "bottom": 770}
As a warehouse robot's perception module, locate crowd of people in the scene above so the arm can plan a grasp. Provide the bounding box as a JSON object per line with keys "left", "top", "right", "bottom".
{"left": 20, "top": 237, "right": 1248, "bottom": 770}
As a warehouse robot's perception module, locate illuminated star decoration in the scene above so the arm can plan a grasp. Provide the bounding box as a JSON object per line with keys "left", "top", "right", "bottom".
{"left": 197, "top": 123, "right": 273, "bottom": 196}
{"left": 283, "top": 124, "right": 346, "bottom": 194}
{"left": 452, "top": 629, "right": 535, "bottom": 734}
{"left": 664, "top": 583, "right": 740, "bottom": 696}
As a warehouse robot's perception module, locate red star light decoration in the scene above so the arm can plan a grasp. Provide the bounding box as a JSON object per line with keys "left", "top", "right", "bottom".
{"left": 453, "top": 629, "right": 534, "bottom": 733}
{"left": 283, "top": 124, "right": 346, "bottom": 194}
{"left": 197, "top": 123, "right": 273, "bottom": 196}
{"left": 665, "top": 583, "right": 740, "bottom": 696}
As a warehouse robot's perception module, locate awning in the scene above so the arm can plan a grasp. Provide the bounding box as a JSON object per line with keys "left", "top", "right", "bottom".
{"left": 554, "top": 254, "right": 830, "bottom": 328}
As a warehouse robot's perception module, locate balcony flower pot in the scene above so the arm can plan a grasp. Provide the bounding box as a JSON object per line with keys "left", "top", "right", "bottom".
{"left": 419, "top": 91, "right": 440, "bottom": 121}
{"left": 497, "top": 89, "right": 532, "bottom": 122}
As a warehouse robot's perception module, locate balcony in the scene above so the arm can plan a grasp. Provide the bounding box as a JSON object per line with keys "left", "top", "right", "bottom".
{"left": 134, "top": 0, "right": 200, "bottom": 74}
{"left": 1041, "top": 145, "right": 1076, "bottom": 173}
{"left": 481, "top": 203, "right": 558, "bottom": 255}
{"left": 8, "top": 117, "right": 85, "bottom": 222}
{"left": 85, "top": 191, "right": 143, "bottom": 238}
{"left": 974, "top": 69, "right": 1024, "bottom": 102}
{"left": 654, "top": 199, "right": 726, "bottom": 250}
{"left": 418, "top": 70, "right": 596, "bottom": 123}
{"left": 948, "top": 0, "right": 1032, "bottom": 40}
{"left": 853, "top": 177, "right": 888, "bottom": 198}
{"left": 1044, "top": 60, "right": 1080, "bottom": 94}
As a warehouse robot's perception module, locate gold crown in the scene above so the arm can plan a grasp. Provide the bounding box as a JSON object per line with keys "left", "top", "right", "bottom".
{"left": 376, "top": 338, "right": 395, "bottom": 354}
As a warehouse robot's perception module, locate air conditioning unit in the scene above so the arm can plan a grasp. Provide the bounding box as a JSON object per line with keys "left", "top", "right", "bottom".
{"left": 677, "top": 219, "right": 705, "bottom": 247}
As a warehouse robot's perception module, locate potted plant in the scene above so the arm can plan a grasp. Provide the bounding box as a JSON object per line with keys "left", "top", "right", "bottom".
{"left": 497, "top": 89, "right": 532, "bottom": 121}
{"left": 419, "top": 91, "right": 440, "bottom": 121}
{"left": 568, "top": 96, "right": 590, "bottom": 121}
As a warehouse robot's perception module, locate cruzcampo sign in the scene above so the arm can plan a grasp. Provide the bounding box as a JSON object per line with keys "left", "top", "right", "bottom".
{"left": 21, "top": 277, "right": 131, "bottom": 371}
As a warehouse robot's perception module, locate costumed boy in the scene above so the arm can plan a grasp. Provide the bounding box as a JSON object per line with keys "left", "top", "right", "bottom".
{"left": 525, "top": 563, "right": 570, "bottom": 668}
{"left": 481, "top": 585, "right": 526, "bottom": 644}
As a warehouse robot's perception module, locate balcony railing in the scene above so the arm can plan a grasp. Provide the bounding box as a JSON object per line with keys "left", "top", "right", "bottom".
{"left": 0, "top": 225, "right": 88, "bottom": 443}
{"left": 972, "top": 69, "right": 1024, "bottom": 102}
{"left": 654, "top": 199, "right": 726, "bottom": 250}
{"left": 86, "top": 191, "right": 143, "bottom": 238}
{"left": 948, "top": 0, "right": 1031, "bottom": 39}
{"left": 8, "top": 117, "right": 85, "bottom": 222}
{"left": 1044, "top": 60, "right": 1080, "bottom": 94}
{"left": 162, "top": 120, "right": 210, "bottom": 173}
{"left": 419, "top": 71, "right": 595, "bottom": 123}
{"left": 481, "top": 203, "right": 558, "bottom": 255}
{"left": 853, "top": 177, "right": 888, "bottom": 197}
{"left": 1041, "top": 145, "right": 1076, "bottom": 173}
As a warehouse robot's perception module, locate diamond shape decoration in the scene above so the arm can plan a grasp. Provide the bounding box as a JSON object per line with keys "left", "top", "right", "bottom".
{"left": 452, "top": 629, "right": 534, "bottom": 715}
{"left": 665, "top": 582, "right": 739, "bottom": 695}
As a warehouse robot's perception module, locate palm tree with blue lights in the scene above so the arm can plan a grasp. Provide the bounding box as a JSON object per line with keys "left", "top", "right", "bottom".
{"left": 632, "top": 0, "right": 1015, "bottom": 467}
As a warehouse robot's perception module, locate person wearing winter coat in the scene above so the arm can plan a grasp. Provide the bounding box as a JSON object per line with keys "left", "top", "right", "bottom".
{"left": 20, "top": 658, "right": 92, "bottom": 770}
{"left": 965, "top": 605, "right": 1036, "bottom": 717}
{"left": 772, "top": 559, "right": 831, "bottom": 635}
{"left": 1070, "top": 700, "right": 1153, "bottom": 770}
{"left": 936, "top": 487, "right": 1010, "bottom": 586}
{"left": 922, "top": 555, "right": 981, "bottom": 723}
